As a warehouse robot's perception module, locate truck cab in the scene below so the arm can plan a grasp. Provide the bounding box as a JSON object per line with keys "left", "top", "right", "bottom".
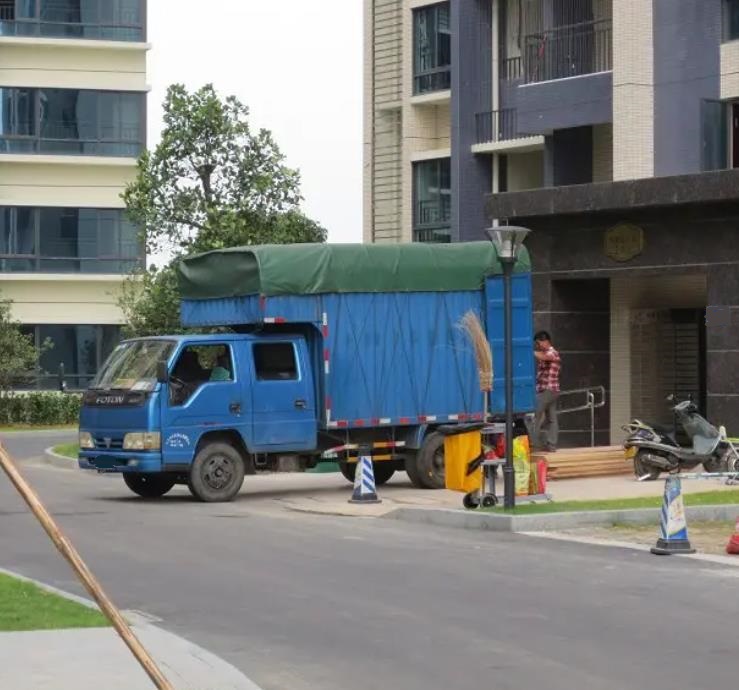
{"left": 79, "top": 334, "right": 317, "bottom": 501}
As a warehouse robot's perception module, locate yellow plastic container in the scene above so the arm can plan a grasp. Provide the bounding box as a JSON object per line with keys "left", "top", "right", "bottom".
{"left": 444, "top": 431, "right": 483, "bottom": 494}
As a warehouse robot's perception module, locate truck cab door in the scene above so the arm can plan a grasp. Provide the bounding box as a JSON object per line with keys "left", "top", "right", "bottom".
{"left": 160, "top": 342, "right": 244, "bottom": 467}
{"left": 247, "top": 338, "right": 316, "bottom": 451}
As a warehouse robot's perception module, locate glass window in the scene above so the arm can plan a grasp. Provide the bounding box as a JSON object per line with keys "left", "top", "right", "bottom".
{"left": 92, "top": 338, "right": 174, "bottom": 391}
{"left": 1, "top": 207, "right": 143, "bottom": 274}
{"left": 253, "top": 344, "right": 298, "bottom": 381}
{"left": 33, "top": 324, "right": 120, "bottom": 390}
{"left": 413, "top": 158, "right": 451, "bottom": 243}
{"left": 726, "top": 0, "right": 739, "bottom": 41}
{"left": 701, "top": 100, "right": 728, "bottom": 172}
{"left": 413, "top": 3, "right": 451, "bottom": 95}
{"left": 0, "top": 88, "right": 35, "bottom": 137}
{"left": 0, "top": 88, "right": 144, "bottom": 157}
{"left": 0, "top": 1, "right": 144, "bottom": 41}
{"left": 170, "top": 344, "right": 234, "bottom": 406}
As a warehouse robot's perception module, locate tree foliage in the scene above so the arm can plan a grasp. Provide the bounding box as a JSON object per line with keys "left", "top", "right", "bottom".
{"left": 120, "top": 84, "right": 327, "bottom": 338}
{"left": 0, "top": 298, "right": 49, "bottom": 393}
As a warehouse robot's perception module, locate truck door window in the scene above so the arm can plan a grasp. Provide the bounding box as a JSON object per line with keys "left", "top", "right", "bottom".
{"left": 170, "top": 344, "right": 233, "bottom": 405}
{"left": 253, "top": 343, "right": 298, "bottom": 381}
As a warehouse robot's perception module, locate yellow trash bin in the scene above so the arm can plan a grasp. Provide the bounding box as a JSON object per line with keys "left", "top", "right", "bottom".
{"left": 444, "top": 430, "right": 483, "bottom": 494}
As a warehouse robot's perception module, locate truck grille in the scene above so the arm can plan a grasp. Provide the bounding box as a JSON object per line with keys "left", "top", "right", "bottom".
{"left": 94, "top": 437, "right": 124, "bottom": 450}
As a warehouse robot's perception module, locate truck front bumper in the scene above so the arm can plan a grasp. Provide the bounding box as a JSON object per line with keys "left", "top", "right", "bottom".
{"left": 78, "top": 451, "right": 163, "bottom": 474}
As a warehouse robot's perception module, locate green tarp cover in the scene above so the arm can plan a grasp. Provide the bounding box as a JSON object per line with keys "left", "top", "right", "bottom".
{"left": 178, "top": 242, "right": 531, "bottom": 300}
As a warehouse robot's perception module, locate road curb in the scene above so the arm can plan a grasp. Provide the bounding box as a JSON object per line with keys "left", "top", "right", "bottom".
{"left": 43, "top": 446, "right": 77, "bottom": 470}
{"left": 384, "top": 504, "right": 739, "bottom": 532}
{"left": 0, "top": 567, "right": 264, "bottom": 690}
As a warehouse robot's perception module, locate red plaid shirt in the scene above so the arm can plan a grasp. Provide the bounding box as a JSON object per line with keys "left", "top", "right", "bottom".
{"left": 536, "top": 347, "right": 561, "bottom": 393}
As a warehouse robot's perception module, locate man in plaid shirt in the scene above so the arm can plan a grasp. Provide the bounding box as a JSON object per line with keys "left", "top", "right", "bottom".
{"left": 534, "top": 330, "right": 561, "bottom": 452}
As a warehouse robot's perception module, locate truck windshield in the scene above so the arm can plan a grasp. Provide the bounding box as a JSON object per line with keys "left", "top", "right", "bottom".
{"left": 90, "top": 340, "right": 175, "bottom": 392}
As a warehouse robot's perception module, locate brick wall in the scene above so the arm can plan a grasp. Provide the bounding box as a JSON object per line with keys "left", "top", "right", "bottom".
{"left": 612, "top": 0, "right": 654, "bottom": 180}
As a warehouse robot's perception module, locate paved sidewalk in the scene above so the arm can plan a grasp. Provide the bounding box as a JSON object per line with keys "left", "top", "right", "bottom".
{"left": 0, "top": 624, "right": 261, "bottom": 690}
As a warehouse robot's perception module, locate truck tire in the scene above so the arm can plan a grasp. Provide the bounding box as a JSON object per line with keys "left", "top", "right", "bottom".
{"left": 404, "top": 453, "right": 426, "bottom": 489}
{"left": 188, "top": 442, "right": 245, "bottom": 502}
{"left": 339, "top": 461, "right": 396, "bottom": 486}
{"left": 417, "top": 432, "right": 446, "bottom": 489}
{"left": 123, "top": 473, "right": 176, "bottom": 498}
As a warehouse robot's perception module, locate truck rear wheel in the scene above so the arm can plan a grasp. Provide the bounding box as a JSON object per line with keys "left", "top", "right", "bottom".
{"left": 339, "top": 461, "right": 396, "bottom": 486}
{"left": 123, "top": 473, "right": 176, "bottom": 498}
{"left": 188, "top": 442, "right": 245, "bottom": 503}
{"left": 404, "top": 453, "right": 426, "bottom": 488}
{"left": 417, "top": 432, "right": 446, "bottom": 489}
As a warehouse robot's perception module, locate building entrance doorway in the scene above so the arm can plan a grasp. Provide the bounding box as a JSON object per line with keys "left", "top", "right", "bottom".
{"left": 630, "top": 308, "right": 706, "bottom": 428}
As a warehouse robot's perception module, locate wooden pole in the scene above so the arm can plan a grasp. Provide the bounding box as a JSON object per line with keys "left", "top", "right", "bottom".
{"left": 0, "top": 443, "right": 174, "bottom": 690}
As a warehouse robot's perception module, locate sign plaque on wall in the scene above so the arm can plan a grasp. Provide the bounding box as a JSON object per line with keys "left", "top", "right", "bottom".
{"left": 604, "top": 223, "right": 645, "bottom": 262}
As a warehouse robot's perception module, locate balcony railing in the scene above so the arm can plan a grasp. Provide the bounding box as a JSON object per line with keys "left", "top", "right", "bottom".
{"left": 414, "top": 228, "right": 451, "bottom": 244}
{"left": 524, "top": 19, "right": 612, "bottom": 84}
{"left": 500, "top": 56, "right": 523, "bottom": 81}
{"left": 414, "top": 197, "right": 451, "bottom": 243}
{"left": 0, "top": 120, "right": 143, "bottom": 157}
{"left": 475, "top": 109, "right": 519, "bottom": 145}
{"left": 413, "top": 67, "right": 451, "bottom": 96}
{"left": 0, "top": 9, "right": 143, "bottom": 41}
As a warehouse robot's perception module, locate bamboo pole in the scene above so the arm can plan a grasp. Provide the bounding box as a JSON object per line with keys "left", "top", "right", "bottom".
{"left": 0, "top": 442, "right": 174, "bottom": 690}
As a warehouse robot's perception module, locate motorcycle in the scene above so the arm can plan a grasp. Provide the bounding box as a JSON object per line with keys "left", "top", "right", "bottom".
{"left": 622, "top": 398, "right": 739, "bottom": 480}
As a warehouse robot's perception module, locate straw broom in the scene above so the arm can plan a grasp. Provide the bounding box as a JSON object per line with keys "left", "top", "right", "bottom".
{"left": 459, "top": 311, "right": 493, "bottom": 419}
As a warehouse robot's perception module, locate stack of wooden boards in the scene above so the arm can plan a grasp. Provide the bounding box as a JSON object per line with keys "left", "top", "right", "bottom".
{"left": 535, "top": 446, "right": 631, "bottom": 480}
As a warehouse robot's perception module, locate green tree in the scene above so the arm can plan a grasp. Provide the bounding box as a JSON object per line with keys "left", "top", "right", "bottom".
{"left": 0, "top": 297, "right": 49, "bottom": 393}
{"left": 121, "top": 84, "right": 326, "bottom": 338}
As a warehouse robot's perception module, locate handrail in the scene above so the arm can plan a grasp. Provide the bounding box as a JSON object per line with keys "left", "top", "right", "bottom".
{"left": 557, "top": 386, "right": 606, "bottom": 448}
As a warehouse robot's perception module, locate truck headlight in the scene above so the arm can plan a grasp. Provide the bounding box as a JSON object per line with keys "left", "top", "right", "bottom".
{"left": 123, "top": 432, "right": 161, "bottom": 451}
{"left": 79, "top": 432, "right": 95, "bottom": 450}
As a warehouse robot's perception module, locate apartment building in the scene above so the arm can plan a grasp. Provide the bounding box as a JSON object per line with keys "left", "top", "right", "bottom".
{"left": 0, "top": 0, "right": 147, "bottom": 389}
{"left": 365, "top": 0, "right": 739, "bottom": 445}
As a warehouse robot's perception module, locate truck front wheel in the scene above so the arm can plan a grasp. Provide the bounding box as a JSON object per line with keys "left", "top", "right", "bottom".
{"left": 188, "top": 443, "right": 246, "bottom": 503}
{"left": 123, "top": 473, "right": 176, "bottom": 498}
{"left": 339, "top": 461, "right": 395, "bottom": 486}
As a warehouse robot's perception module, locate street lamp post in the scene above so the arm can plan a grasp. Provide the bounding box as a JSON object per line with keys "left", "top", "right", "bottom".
{"left": 485, "top": 225, "right": 531, "bottom": 511}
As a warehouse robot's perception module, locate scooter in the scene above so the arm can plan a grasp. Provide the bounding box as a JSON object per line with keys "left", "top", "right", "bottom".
{"left": 622, "top": 398, "right": 739, "bottom": 480}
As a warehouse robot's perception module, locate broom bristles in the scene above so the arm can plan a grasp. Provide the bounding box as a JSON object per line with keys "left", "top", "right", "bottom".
{"left": 459, "top": 311, "right": 493, "bottom": 393}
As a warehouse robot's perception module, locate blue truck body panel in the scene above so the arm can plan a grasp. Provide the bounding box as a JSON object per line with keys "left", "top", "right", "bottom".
{"left": 180, "top": 275, "right": 536, "bottom": 427}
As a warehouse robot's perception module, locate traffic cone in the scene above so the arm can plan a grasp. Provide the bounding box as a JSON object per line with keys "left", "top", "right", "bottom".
{"left": 726, "top": 517, "right": 739, "bottom": 555}
{"left": 651, "top": 475, "right": 696, "bottom": 555}
{"left": 348, "top": 450, "right": 381, "bottom": 504}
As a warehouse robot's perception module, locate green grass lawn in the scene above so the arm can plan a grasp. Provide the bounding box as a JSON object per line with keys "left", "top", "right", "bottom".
{"left": 487, "top": 489, "right": 739, "bottom": 515}
{"left": 0, "top": 424, "right": 77, "bottom": 433}
{"left": 0, "top": 573, "right": 109, "bottom": 632}
{"left": 52, "top": 443, "right": 79, "bottom": 459}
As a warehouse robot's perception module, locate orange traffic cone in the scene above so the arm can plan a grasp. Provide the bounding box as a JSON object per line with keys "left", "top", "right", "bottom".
{"left": 726, "top": 517, "right": 739, "bottom": 555}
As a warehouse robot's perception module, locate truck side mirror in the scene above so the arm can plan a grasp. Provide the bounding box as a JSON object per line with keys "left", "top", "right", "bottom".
{"left": 58, "top": 363, "right": 67, "bottom": 393}
{"left": 156, "top": 360, "right": 169, "bottom": 384}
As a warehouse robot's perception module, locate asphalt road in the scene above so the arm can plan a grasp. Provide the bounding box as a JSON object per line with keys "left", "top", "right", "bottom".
{"left": 1, "top": 432, "right": 738, "bottom": 690}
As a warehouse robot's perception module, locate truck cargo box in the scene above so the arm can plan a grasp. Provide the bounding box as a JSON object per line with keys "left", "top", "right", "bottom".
{"left": 178, "top": 243, "right": 536, "bottom": 429}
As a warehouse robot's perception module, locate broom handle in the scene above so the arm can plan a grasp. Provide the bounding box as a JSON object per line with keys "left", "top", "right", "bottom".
{"left": 0, "top": 443, "right": 174, "bottom": 690}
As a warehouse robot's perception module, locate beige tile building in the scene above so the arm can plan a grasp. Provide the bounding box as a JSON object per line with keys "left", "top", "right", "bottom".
{"left": 366, "top": 0, "right": 739, "bottom": 445}
{"left": 0, "top": 1, "right": 148, "bottom": 388}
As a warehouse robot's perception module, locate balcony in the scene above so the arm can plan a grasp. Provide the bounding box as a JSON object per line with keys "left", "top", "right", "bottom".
{"left": 414, "top": 67, "right": 451, "bottom": 97}
{"left": 472, "top": 109, "right": 544, "bottom": 154}
{"left": 0, "top": 5, "right": 144, "bottom": 42}
{"left": 0, "top": 120, "right": 143, "bottom": 158}
{"left": 413, "top": 198, "right": 451, "bottom": 244}
{"left": 524, "top": 19, "right": 612, "bottom": 84}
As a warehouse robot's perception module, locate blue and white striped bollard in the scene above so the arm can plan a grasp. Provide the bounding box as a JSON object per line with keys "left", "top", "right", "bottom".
{"left": 651, "top": 475, "right": 696, "bottom": 555}
{"left": 349, "top": 450, "right": 381, "bottom": 505}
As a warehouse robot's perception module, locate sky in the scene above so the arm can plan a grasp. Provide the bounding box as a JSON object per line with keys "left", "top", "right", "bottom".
{"left": 147, "top": 0, "right": 364, "bottom": 245}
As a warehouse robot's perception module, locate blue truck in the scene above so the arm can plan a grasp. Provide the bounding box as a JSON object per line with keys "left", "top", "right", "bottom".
{"left": 77, "top": 243, "right": 535, "bottom": 502}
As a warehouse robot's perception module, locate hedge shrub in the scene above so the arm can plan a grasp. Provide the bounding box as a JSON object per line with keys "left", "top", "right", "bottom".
{"left": 0, "top": 393, "right": 81, "bottom": 426}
